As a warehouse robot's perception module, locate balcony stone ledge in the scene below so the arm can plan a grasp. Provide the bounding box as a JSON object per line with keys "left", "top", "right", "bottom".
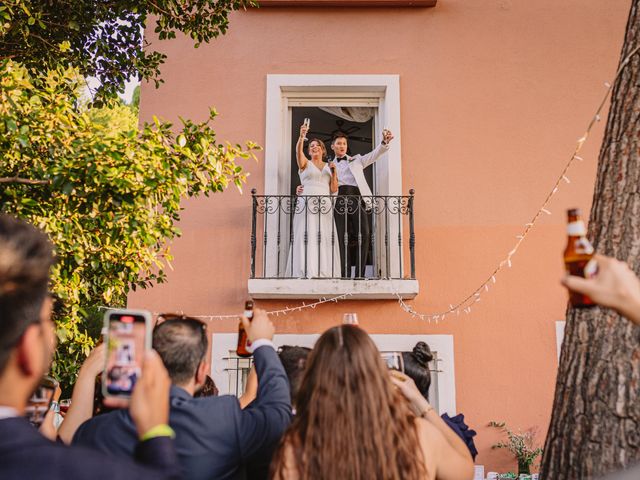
{"left": 248, "top": 278, "right": 419, "bottom": 300}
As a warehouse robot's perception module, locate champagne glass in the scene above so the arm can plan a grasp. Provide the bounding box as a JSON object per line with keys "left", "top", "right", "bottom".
{"left": 302, "top": 118, "right": 310, "bottom": 142}
{"left": 342, "top": 313, "right": 359, "bottom": 325}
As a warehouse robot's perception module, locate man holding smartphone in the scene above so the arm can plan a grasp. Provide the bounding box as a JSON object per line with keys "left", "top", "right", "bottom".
{"left": 0, "top": 214, "right": 182, "bottom": 480}
{"left": 73, "top": 308, "right": 291, "bottom": 480}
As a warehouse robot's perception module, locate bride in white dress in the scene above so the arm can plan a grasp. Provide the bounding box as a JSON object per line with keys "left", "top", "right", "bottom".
{"left": 287, "top": 123, "right": 340, "bottom": 278}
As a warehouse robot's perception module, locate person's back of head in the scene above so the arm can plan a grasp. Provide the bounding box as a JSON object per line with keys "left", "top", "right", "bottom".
{"left": 152, "top": 316, "right": 208, "bottom": 388}
{"left": 0, "top": 214, "right": 55, "bottom": 391}
{"left": 277, "top": 345, "right": 311, "bottom": 405}
{"left": 401, "top": 342, "right": 434, "bottom": 400}
{"left": 272, "top": 325, "right": 426, "bottom": 480}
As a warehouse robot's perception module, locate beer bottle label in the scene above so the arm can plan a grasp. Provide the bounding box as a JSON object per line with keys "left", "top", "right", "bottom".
{"left": 567, "top": 220, "right": 587, "bottom": 236}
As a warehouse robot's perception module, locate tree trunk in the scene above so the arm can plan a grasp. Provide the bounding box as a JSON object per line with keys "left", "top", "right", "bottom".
{"left": 541, "top": 2, "right": 640, "bottom": 478}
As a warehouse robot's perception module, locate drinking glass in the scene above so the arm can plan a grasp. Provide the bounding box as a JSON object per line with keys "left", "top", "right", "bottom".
{"left": 25, "top": 375, "right": 58, "bottom": 427}
{"left": 59, "top": 399, "right": 72, "bottom": 414}
{"left": 342, "top": 313, "right": 358, "bottom": 325}
{"left": 302, "top": 118, "right": 310, "bottom": 142}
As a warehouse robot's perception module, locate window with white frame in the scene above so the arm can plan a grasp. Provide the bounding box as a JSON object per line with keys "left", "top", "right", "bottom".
{"left": 210, "top": 333, "right": 456, "bottom": 415}
{"left": 248, "top": 75, "right": 419, "bottom": 299}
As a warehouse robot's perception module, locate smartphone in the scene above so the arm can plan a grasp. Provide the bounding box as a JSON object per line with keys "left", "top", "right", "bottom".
{"left": 381, "top": 352, "right": 404, "bottom": 372}
{"left": 102, "top": 309, "right": 152, "bottom": 399}
{"left": 25, "top": 375, "right": 58, "bottom": 427}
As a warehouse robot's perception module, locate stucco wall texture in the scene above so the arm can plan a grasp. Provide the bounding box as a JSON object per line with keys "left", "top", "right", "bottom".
{"left": 132, "top": 0, "right": 631, "bottom": 472}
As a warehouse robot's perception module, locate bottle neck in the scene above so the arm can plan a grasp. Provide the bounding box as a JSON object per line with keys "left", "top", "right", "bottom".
{"left": 567, "top": 220, "right": 587, "bottom": 236}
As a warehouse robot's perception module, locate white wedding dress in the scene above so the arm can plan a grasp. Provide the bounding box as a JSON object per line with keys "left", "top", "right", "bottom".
{"left": 287, "top": 162, "right": 341, "bottom": 278}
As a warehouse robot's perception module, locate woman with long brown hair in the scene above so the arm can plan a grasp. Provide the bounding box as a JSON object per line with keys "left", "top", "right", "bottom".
{"left": 271, "top": 325, "right": 474, "bottom": 480}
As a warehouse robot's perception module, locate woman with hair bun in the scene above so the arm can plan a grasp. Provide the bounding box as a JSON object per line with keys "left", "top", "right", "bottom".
{"left": 270, "top": 325, "right": 474, "bottom": 480}
{"left": 401, "top": 342, "right": 435, "bottom": 399}
{"left": 401, "top": 342, "right": 478, "bottom": 461}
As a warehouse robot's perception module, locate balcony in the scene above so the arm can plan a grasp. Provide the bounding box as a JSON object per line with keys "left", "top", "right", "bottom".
{"left": 248, "top": 190, "right": 419, "bottom": 299}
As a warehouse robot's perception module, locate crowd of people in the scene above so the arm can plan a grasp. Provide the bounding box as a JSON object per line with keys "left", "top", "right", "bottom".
{"left": 2, "top": 209, "right": 640, "bottom": 479}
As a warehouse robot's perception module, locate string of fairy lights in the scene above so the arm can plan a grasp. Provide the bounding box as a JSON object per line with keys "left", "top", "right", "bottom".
{"left": 392, "top": 45, "right": 640, "bottom": 323}
{"left": 101, "top": 46, "right": 639, "bottom": 324}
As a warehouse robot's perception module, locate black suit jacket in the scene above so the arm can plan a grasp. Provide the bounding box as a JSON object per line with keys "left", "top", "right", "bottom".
{"left": 73, "top": 345, "right": 291, "bottom": 480}
{"left": 0, "top": 416, "right": 181, "bottom": 480}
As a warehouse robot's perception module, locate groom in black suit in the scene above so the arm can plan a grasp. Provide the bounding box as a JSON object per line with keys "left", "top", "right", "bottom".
{"left": 330, "top": 129, "right": 394, "bottom": 278}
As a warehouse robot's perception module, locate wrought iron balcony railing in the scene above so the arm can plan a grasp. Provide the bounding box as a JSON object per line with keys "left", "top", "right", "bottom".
{"left": 250, "top": 189, "right": 416, "bottom": 280}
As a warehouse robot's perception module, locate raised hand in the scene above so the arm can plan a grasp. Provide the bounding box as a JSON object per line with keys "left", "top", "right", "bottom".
{"left": 241, "top": 308, "right": 275, "bottom": 343}
{"left": 130, "top": 350, "right": 172, "bottom": 438}
{"left": 382, "top": 129, "right": 394, "bottom": 145}
{"left": 561, "top": 254, "right": 640, "bottom": 325}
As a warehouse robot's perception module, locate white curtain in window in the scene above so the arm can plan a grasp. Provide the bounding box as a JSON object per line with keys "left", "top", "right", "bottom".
{"left": 319, "top": 106, "right": 376, "bottom": 123}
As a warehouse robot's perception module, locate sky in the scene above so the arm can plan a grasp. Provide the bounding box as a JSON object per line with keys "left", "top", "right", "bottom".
{"left": 85, "top": 76, "right": 140, "bottom": 104}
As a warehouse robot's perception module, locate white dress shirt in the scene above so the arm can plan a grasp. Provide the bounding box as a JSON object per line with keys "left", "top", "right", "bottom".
{"left": 335, "top": 157, "right": 358, "bottom": 187}
{"left": 0, "top": 406, "right": 19, "bottom": 420}
{"left": 248, "top": 338, "right": 276, "bottom": 353}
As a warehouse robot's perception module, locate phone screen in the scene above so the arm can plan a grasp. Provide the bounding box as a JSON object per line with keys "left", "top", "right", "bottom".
{"left": 103, "top": 311, "right": 149, "bottom": 398}
{"left": 381, "top": 352, "right": 404, "bottom": 372}
{"left": 25, "top": 376, "right": 57, "bottom": 427}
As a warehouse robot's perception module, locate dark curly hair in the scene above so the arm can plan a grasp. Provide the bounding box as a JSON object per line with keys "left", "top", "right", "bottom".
{"left": 401, "top": 342, "right": 434, "bottom": 399}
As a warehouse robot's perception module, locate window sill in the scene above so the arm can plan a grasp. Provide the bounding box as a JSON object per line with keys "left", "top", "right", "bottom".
{"left": 247, "top": 278, "right": 419, "bottom": 299}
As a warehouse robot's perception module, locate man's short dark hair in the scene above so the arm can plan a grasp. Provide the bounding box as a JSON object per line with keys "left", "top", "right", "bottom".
{"left": 152, "top": 316, "right": 208, "bottom": 385}
{"left": 278, "top": 345, "right": 311, "bottom": 404}
{"left": 331, "top": 131, "right": 349, "bottom": 144}
{"left": 0, "top": 214, "right": 54, "bottom": 373}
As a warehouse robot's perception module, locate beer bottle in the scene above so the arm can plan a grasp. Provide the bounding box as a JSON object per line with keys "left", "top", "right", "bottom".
{"left": 237, "top": 300, "right": 254, "bottom": 358}
{"left": 564, "top": 208, "right": 598, "bottom": 307}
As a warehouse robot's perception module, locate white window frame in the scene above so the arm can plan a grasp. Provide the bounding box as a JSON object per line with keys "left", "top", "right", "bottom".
{"left": 210, "top": 333, "right": 456, "bottom": 415}
{"left": 249, "top": 74, "right": 416, "bottom": 298}
{"left": 265, "top": 74, "right": 402, "bottom": 198}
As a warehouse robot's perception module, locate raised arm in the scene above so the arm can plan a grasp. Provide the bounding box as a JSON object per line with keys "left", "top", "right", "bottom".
{"left": 329, "top": 162, "right": 338, "bottom": 193}
{"left": 357, "top": 129, "right": 394, "bottom": 169}
{"left": 391, "top": 372, "right": 474, "bottom": 480}
{"left": 237, "top": 309, "right": 292, "bottom": 459}
{"left": 296, "top": 124, "right": 310, "bottom": 171}
{"left": 239, "top": 366, "right": 258, "bottom": 409}
{"left": 58, "top": 343, "right": 105, "bottom": 444}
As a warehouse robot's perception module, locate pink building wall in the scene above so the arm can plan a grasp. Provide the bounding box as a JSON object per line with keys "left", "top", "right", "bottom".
{"left": 132, "top": 0, "right": 631, "bottom": 471}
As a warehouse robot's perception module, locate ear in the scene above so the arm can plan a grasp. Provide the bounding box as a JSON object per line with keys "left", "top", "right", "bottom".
{"left": 16, "top": 324, "right": 42, "bottom": 378}
{"left": 195, "top": 359, "right": 209, "bottom": 387}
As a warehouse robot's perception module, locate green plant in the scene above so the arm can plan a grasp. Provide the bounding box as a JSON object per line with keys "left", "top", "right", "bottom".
{"left": 489, "top": 421, "right": 543, "bottom": 474}
{"left": 0, "top": 60, "right": 259, "bottom": 391}
{"left": 0, "top": 0, "right": 256, "bottom": 100}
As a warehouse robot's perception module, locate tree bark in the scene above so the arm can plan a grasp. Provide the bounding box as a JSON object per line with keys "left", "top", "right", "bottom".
{"left": 541, "top": 2, "right": 640, "bottom": 478}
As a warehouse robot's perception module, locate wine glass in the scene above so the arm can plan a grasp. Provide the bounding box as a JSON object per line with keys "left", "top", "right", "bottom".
{"left": 59, "top": 398, "right": 72, "bottom": 414}
{"left": 342, "top": 313, "right": 359, "bottom": 325}
{"left": 302, "top": 118, "right": 310, "bottom": 142}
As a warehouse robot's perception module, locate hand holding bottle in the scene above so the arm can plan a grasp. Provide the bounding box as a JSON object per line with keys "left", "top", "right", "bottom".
{"left": 562, "top": 254, "right": 640, "bottom": 325}
{"left": 241, "top": 308, "right": 275, "bottom": 343}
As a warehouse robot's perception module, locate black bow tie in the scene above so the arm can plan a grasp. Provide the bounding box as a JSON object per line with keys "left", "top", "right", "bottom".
{"left": 336, "top": 156, "right": 348, "bottom": 162}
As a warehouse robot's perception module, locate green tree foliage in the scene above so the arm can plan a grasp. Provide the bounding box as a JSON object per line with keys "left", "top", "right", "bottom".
{"left": 130, "top": 85, "right": 141, "bottom": 111}
{"left": 0, "top": 0, "right": 255, "bottom": 100}
{"left": 0, "top": 60, "right": 258, "bottom": 388}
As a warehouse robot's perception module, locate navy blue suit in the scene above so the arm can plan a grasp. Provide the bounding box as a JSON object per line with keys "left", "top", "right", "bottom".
{"left": 0, "top": 416, "right": 181, "bottom": 480}
{"left": 73, "top": 345, "right": 291, "bottom": 480}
